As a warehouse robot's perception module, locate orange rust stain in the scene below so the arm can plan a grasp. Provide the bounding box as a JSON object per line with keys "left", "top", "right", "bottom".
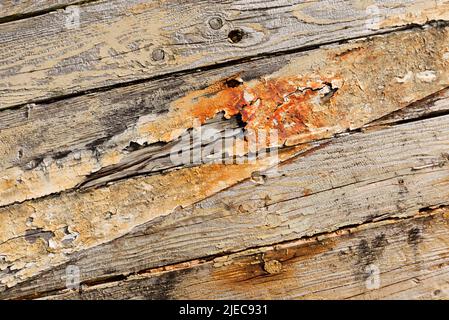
{"left": 303, "top": 188, "right": 312, "bottom": 196}
{"left": 190, "top": 75, "right": 341, "bottom": 143}
{"left": 334, "top": 46, "right": 368, "bottom": 62}
{"left": 209, "top": 239, "right": 336, "bottom": 298}
{"left": 128, "top": 2, "right": 157, "bottom": 14}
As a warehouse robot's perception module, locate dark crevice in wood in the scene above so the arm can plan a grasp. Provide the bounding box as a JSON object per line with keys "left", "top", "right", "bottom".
{"left": 224, "top": 78, "right": 244, "bottom": 88}
{"left": 71, "top": 107, "right": 449, "bottom": 191}
{"left": 81, "top": 274, "right": 127, "bottom": 288}
{"left": 0, "top": 107, "right": 447, "bottom": 212}
{"left": 419, "top": 204, "right": 449, "bottom": 214}
{"left": 376, "top": 108, "right": 449, "bottom": 126}
{"left": 14, "top": 205, "right": 447, "bottom": 300}
{"left": 0, "top": 0, "right": 99, "bottom": 25}
{"left": 366, "top": 86, "right": 449, "bottom": 127}
{"left": 2, "top": 20, "right": 449, "bottom": 112}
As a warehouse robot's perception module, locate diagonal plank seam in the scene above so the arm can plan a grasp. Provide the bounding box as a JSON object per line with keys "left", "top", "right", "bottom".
{"left": 0, "top": 0, "right": 100, "bottom": 25}
{"left": 24, "top": 205, "right": 449, "bottom": 300}
{"left": 2, "top": 21, "right": 448, "bottom": 112}
{"left": 1, "top": 107, "right": 447, "bottom": 212}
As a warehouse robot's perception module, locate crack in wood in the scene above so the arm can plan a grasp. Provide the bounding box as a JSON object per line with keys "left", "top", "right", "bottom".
{"left": 20, "top": 205, "right": 449, "bottom": 300}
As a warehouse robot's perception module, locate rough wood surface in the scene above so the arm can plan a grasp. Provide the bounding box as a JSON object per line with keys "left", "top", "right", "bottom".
{"left": 1, "top": 25, "right": 448, "bottom": 208}
{"left": 369, "top": 87, "right": 449, "bottom": 126}
{"left": 0, "top": 0, "right": 86, "bottom": 22}
{"left": 1, "top": 114, "right": 448, "bottom": 299}
{"left": 42, "top": 207, "right": 449, "bottom": 300}
{"left": 1, "top": 0, "right": 448, "bottom": 108}
{"left": 1, "top": 0, "right": 449, "bottom": 300}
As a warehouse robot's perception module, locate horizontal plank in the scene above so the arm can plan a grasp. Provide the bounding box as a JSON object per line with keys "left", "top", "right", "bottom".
{"left": 1, "top": 0, "right": 449, "bottom": 108}
{"left": 369, "top": 87, "right": 449, "bottom": 126}
{"left": 1, "top": 114, "right": 448, "bottom": 299}
{"left": 1, "top": 25, "right": 448, "bottom": 208}
{"left": 45, "top": 207, "right": 449, "bottom": 300}
{"left": 0, "top": 0, "right": 86, "bottom": 22}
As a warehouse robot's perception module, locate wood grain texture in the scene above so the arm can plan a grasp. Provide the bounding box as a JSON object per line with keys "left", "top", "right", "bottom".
{"left": 0, "top": 0, "right": 88, "bottom": 22}
{"left": 1, "top": 0, "right": 448, "bottom": 108}
{"left": 369, "top": 87, "right": 449, "bottom": 126}
{"left": 1, "top": 25, "right": 448, "bottom": 208}
{"left": 44, "top": 207, "right": 449, "bottom": 300}
{"left": 1, "top": 0, "right": 449, "bottom": 301}
{"left": 1, "top": 114, "right": 448, "bottom": 299}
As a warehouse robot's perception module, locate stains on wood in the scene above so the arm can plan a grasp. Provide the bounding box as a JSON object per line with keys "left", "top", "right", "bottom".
{"left": 407, "top": 227, "right": 423, "bottom": 245}
{"left": 1, "top": 0, "right": 449, "bottom": 300}
{"left": 1, "top": 114, "right": 448, "bottom": 299}
{"left": 0, "top": 0, "right": 84, "bottom": 22}
{"left": 0, "top": 146, "right": 305, "bottom": 289}
{"left": 1, "top": 25, "right": 448, "bottom": 208}
{"left": 1, "top": 0, "right": 448, "bottom": 108}
{"left": 368, "top": 88, "right": 449, "bottom": 126}
{"left": 138, "top": 25, "right": 449, "bottom": 146}
{"left": 39, "top": 207, "right": 449, "bottom": 300}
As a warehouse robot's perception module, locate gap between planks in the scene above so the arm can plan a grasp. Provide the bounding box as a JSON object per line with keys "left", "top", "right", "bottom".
{"left": 36, "top": 205, "right": 449, "bottom": 300}
{"left": 1, "top": 0, "right": 449, "bottom": 109}
{"left": 1, "top": 112, "right": 448, "bottom": 299}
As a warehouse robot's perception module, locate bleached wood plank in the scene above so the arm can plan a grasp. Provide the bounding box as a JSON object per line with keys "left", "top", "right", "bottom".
{"left": 1, "top": 0, "right": 448, "bottom": 108}
{"left": 43, "top": 207, "right": 449, "bottom": 300}
{"left": 368, "top": 88, "right": 449, "bottom": 126}
{"left": 0, "top": 0, "right": 84, "bottom": 22}
{"left": 1, "top": 114, "right": 448, "bottom": 299}
{"left": 1, "top": 26, "right": 448, "bottom": 208}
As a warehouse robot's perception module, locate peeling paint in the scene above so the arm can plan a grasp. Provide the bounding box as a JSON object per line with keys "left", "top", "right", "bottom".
{"left": 0, "top": 26, "right": 448, "bottom": 290}
{"left": 416, "top": 71, "right": 438, "bottom": 83}
{"left": 1, "top": 27, "right": 449, "bottom": 208}
{"left": 0, "top": 145, "right": 307, "bottom": 288}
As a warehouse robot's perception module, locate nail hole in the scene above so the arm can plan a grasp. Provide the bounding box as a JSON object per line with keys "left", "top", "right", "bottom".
{"left": 152, "top": 48, "right": 165, "bottom": 61}
{"left": 208, "top": 17, "right": 223, "bottom": 30}
{"left": 251, "top": 171, "right": 267, "bottom": 185}
{"left": 228, "top": 29, "right": 245, "bottom": 43}
{"left": 225, "top": 78, "right": 243, "bottom": 88}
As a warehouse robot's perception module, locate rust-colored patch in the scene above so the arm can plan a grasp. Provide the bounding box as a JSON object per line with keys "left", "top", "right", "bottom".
{"left": 128, "top": 2, "right": 157, "bottom": 14}
{"left": 210, "top": 237, "right": 335, "bottom": 295}
{"left": 138, "top": 26, "right": 448, "bottom": 149}
{"left": 335, "top": 46, "right": 367, "bottom": 61}
{"left": 303, "top": 188, "right": 312, "bottom": 196}
{"left": 190, "top": 75, "right": 341, "bottom": 145}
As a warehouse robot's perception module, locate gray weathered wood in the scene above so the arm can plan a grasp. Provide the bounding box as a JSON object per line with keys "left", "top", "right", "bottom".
{"left": 2, "top": 114, "right": 448, "bottom": 299}
{"left": 1, "top": 0, "right": 449, "bottom": 300}
{"left": 0, "top": 0, "right": 87, "bottom": 22}
{"left": 1, "top": 0, "right": 448, "bottom": 108}
{"left": 369, "top": 88, "right": 449, "bottom": 126}
{"left": 1, "top": 25, "right": 448, "bottom": 208}
{"left": 43, "top": 207, "right": 449, "bottom": 300}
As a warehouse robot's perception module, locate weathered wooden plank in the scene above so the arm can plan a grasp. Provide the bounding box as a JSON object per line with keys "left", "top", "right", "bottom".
{"left": 1, "top": 0, "right": 447, "bottom": 303}
{"left": 1, "top": 25, "right": 448, "bottom": 208}
{"left": 1, "top": 114, "right": 448, "bottom": 299}
{"left": 368, "top": 87, "right": 449, "bottom": 126}
{"left": 1, "top": 0, "right": 448, "bottom": 108}
{"left": 0, "top": 0, "right": 87, "bottom": 22}
{"left": 44, "top": 207, "right": 449, "bottom": 300}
